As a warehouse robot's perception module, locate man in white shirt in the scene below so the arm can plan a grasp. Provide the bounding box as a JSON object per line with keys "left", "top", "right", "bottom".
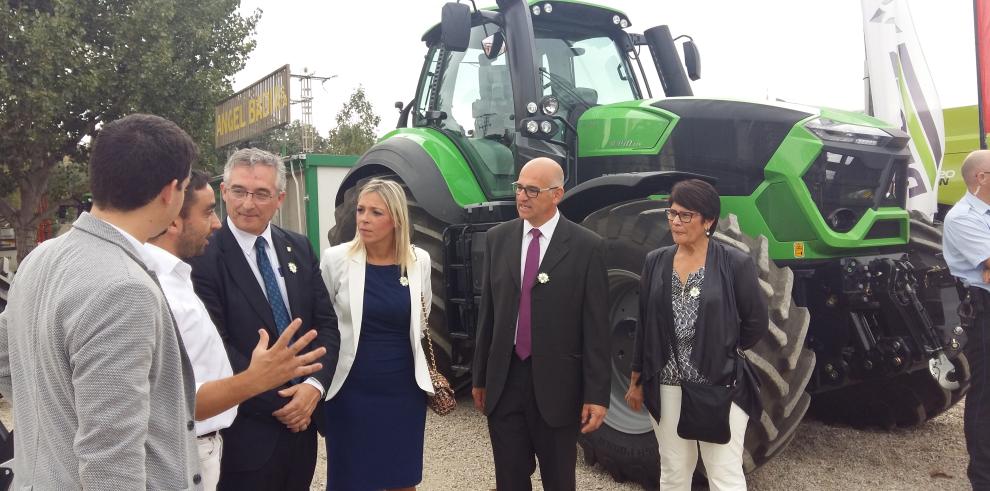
{"left": 146, "top": 170, "right": 327, "bottom": 490}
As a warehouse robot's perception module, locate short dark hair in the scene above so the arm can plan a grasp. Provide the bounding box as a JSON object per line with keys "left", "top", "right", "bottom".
{"left": 179, "top": 170, "right": 212, "bottom": 218}
{"left": 89, "top": 114, "right": 198, "bottom": 211}
{"left": 670, "top": 179, "right": 721, "bottom": 234}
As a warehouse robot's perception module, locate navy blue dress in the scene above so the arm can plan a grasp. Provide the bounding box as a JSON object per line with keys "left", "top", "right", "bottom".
{"left": 324, "top": 263, "right": 426, "bottom": 491}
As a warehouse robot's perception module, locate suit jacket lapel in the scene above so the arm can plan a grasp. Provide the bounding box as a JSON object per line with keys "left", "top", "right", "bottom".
{"left": 272, "top": 227, "right": 302, "bottom": 320}
{"left": 508, "top": 219, "right": 523, "bottom": 289}
{"left": 348, "top": 248, "right": 366, "bottom": 352}
{"left": 219, "top": 224, "right": 277, "bottom": 331}
{"left": 538, "top": 217, "right": 572, "bottom": 275}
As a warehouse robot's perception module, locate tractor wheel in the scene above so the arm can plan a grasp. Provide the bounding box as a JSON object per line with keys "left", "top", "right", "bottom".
{"left": 808, "top": 212, "right": 971, "bottom": 428}
{"left": 576, "top": 199, "right": 815, "bottom": 487}
{"left": 328, "top": 175, "right": 466, "bottom": 388}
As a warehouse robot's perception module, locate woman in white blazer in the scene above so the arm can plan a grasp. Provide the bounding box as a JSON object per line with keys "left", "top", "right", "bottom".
{"left": 319, "top": 178, "right": 433, "bottom": 491}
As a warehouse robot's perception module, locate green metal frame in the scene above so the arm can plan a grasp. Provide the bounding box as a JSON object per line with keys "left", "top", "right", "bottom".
{"left": 285, "top": 154, "right": 360, "bottom": 252}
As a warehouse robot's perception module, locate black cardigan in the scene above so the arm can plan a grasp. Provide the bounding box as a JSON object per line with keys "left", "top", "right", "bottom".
{"left": 631, "top": 239, "right": 769, "bottom": 421}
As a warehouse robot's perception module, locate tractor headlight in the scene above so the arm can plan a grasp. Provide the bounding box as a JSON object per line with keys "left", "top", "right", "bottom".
{"left": 540, "top": 95, "right": 559, "bottom": 116}
{"left": 526, "top": 102, "right": 538, "bottom": 115}
{"left": 612, "top": 15, "right": 621, "bottom": 25}
{"left": 804, "top": 118, "right": 893, "bottom": 147}
{"left": 532, "top": 5, "right": 541, "bottom": 15}
{"left": 525, "top": 120, "right": 540, "bottom": 134}
{"left": 543, "top": 3, "right": 552, "bottom": 14}
{"left": 620, "top": 18, "right": 629, "bottom": 28}
{"left": 540, "top": 120, "right": 554, "bottom": 134}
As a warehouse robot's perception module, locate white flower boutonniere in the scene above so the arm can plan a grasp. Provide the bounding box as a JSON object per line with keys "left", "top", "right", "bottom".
{"left": 399, "top": 276, "right": 409, "bottom": 287}
{"left": 287, "top": 262, "right": 298, "bottom": 274}
{"left": 689, "top": 286, "right": 700, "bottom": 298}
{"left": 537, "top": 272, "right": 550, "bottom": 284}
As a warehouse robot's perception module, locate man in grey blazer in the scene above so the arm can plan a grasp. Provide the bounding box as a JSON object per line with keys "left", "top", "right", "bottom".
{"left": 0, "top": 114, "right": 204, "bottom": 489}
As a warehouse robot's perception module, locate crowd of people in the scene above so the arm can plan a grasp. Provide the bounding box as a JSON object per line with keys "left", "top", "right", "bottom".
{"left": 0, "top": 111, "right": 984, "bottom": 491}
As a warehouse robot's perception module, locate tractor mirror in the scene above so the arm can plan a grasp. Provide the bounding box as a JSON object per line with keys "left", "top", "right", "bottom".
{"left": 682, "top": 39, "right": 701, "bottom": 81}
{"left": 482, "top": 32, "right": 506, "bottom": 59}
{"left": 441, "top": 3, "right": 472, "bottom": 52}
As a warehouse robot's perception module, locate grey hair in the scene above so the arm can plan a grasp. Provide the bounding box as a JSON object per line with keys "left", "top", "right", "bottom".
{"left": 223, "top": 148, "right": 287, "bottom": 192}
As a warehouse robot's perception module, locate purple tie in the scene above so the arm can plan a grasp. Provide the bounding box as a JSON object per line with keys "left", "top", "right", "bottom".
{"left": 516, "top": 228, "right": 542, "bottom": 360}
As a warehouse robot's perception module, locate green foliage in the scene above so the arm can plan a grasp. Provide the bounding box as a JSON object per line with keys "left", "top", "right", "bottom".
{"left": 255, "top": 120, "right": 330, "bottom": 156}
{"left": 0, "top": 0, "right": 258, "bottom": 258}
{"left": 326, "top": 86, "right": 382, "bottom": 156}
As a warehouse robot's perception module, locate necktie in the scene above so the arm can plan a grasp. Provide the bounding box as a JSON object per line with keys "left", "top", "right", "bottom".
{"left": 255, "top": 237, "right": 291, "bottom": 335}
{"left": 516, "top": 228, "right": 542, "bottom": 360}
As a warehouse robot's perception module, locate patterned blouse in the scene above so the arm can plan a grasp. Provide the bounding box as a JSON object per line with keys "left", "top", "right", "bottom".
{"left": 658, "top": 267, "right": 712, "bottom": 386}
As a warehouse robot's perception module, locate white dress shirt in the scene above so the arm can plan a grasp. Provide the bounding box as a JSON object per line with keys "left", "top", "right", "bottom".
{"left": 225, "top": 217, "right": 325, "bottom": 396}
{"left": 515, "top": 210, "right": 561, "bottom": 341}
{"left": 144, "top": 243, "right": 237, "bottom": 436}
{"left": 108, "top": 222, "right": 148, "bottom": 261}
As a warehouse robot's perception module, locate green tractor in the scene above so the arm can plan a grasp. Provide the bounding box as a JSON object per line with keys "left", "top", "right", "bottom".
{"left": 329, "top": 0, "right": 969, "bottom": 485}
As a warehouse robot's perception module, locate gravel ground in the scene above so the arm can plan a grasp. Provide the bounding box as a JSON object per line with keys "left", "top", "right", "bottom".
{"left": 0, "top": 395, "right": 969, "bottom": 490}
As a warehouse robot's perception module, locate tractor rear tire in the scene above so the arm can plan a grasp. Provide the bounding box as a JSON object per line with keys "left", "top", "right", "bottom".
{"left": 576, "top": 199, "right": 815, "bottom": 488}
{"left": 328, "top": 175, "right": 466, "bottom": 388}
{"left": 808, "top": 212, "right": 971, "bottom": 428}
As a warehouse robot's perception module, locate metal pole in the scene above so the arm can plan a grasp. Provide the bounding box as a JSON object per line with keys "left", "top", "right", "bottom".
{"left": 975, "top": 0, "right": 987, "bottom": 149}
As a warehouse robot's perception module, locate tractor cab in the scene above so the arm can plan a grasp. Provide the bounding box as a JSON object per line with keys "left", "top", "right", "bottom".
{"left": 412, "top": 0, "right": 692, "bottom": 199}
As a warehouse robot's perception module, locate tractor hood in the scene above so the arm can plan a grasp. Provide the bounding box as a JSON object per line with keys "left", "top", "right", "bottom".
{"left": 573, "top": 97, "right": 914, "bottom": 259}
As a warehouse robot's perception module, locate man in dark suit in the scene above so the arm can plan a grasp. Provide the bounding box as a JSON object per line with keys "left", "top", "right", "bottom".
{"left": 472, "top": 157, "right": 610, "bottom": 490}
{"left": 189, "top": 148, "right": 340, "bottom": 490}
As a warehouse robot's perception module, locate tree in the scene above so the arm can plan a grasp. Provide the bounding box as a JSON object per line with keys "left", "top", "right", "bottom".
{"left": 255, "top": 120, "right": 330, "bottom": 156}
{"left": 0, "top": 0, "right": 259, "bottom": 262}
{"left": 326, "top": 86, "right": 382, "bottom": 156}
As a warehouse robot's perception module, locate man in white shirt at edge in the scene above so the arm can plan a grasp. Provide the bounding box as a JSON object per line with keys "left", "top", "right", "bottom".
{"left": 145, "top": 170, "right": 326, "bottom": 491}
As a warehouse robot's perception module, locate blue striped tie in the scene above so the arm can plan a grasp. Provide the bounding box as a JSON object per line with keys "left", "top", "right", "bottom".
{"left": 255, "top": 237, "right": 291, "bottom": 335}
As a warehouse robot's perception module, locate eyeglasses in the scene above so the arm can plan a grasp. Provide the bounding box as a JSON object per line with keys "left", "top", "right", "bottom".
{"left": 512, "top": 182, "right": 559, "bottom": 199}
{"left": 665, "top": 209, "right": 697, "bottom": 223}
{"left": 228, "top": 187, "right": 275, "bottom": 203}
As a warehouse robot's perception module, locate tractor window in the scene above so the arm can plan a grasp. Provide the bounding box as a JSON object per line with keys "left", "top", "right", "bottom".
{"left": 534, "top": 28, "right": 637, "bottom": 123}
{"left": 415, "top": 23, "right": 517, "bottom": 198}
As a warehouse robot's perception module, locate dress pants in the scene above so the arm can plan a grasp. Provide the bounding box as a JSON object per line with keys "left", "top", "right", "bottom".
{"left": 967, "top": 306, "right": 990, "bottom": 490}
{"left": 487, "top": 354, "right": 579, "bottom": 491}
{"left": 650, "top": 384, "right": 749, "bottom": 491}
{"left": 197, "top": 433, "right": 223, "bottom": 491}
{"left": 217, "top": 425, "right": 317, "bottom": 491}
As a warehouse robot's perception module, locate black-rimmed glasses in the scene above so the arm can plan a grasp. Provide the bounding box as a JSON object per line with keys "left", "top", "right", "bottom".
{"left": 512, "top": 181, "right": 559, "bottom": 199}
{"left": 665, "top": 209, "right": 697, "bottom": 223}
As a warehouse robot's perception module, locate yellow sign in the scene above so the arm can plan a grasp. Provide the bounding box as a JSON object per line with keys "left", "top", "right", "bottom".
{"left": 793, "top": 241, "right": 806, "bottom": 258}
{"left": 214, "top": 65, "right": 291, "bottom": 148}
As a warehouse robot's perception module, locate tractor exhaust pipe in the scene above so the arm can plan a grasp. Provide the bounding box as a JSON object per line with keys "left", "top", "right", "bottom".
{"left": 644, "top": 25, "right": 694, "bottom": 97}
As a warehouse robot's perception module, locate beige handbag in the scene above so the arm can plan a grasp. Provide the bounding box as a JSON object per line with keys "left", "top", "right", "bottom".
{"left": 420, "top": 294, "right": 456, "bottom": 415}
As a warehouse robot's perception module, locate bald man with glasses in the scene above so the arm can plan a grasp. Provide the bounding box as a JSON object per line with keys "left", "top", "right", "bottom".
{"left": 472, "top": 157, "right": 610, "bottom": 490}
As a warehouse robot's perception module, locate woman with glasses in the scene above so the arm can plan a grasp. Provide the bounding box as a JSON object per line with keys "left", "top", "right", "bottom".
{"left": 623, "top": 179, "right": 768, "bottom": 490}
{"left": 319, "top": 178, "right": 434, "bottom": 491}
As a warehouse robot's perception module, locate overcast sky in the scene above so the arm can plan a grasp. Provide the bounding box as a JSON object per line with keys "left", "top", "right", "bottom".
{"left": 232, "top": 0, "right": 975, "bottom": 137}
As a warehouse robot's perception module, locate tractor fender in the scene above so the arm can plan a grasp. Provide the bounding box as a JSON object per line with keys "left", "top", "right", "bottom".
{"left": 560, "top": 171, "right": 715, "bottom": 223}
{"left": 335, "top": 136, "right": 468, "bottom": 224}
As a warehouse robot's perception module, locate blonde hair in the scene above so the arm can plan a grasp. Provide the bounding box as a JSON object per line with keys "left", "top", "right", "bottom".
{"left": 348, "top": 178, "right": 415, "bottom": 275}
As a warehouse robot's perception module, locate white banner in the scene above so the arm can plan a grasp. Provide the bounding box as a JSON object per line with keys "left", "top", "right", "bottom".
{"left": 862, "top": 0, "right": 945, "bottom": 220}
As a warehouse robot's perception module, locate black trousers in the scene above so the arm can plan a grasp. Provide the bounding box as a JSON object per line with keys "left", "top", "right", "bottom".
{"left": 217, "top": 425, "right": 317, "bottom": 491}
{"left": 487, "top": 354, "right": 578, "bottom": 491}
{"left": 967, "top": 298, "right": 990, "bottom": 490}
